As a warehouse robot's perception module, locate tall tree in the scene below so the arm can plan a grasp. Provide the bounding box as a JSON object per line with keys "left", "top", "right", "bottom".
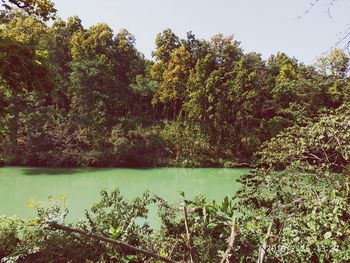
{"left": 1, "top": 0, "right": 56, "bottom": 20}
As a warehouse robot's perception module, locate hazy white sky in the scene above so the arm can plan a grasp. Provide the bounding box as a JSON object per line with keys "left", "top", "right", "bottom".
{"left": 54, "top": 0, "right": 349, "bottom": 64}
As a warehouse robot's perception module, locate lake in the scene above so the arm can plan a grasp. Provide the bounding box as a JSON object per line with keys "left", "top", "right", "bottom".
{"left": 0, "top": 167, "right": 248, "bottom": 226}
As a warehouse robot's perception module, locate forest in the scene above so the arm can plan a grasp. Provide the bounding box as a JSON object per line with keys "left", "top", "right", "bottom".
{"left": 0, "top": 1, "right": 349, "bottom": 168}
{"left": 0, "top": 0, "right": 349, "bottom": 262}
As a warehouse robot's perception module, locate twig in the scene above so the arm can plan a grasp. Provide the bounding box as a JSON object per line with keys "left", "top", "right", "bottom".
{"left": 296, "top": 0, "right": 320, "bottom": 19}
{"left": 257, "top": 220, "right": 273, "bottom": 263}
{"left": 220, "top": 216, "right": 239, "bottom": 263}
{"left": 183, "top": 204, "right": 197, "bottom": 263}
{"left": 48, "top": 223, "right": 179, "bottom": 263}
{"left": 169, "top": 240, "right": 179, "bottom": 258}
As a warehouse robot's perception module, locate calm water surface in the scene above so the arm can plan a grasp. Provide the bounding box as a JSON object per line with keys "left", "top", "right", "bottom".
{"left": 0, "top": 167, "right": 248, "bottom": 225}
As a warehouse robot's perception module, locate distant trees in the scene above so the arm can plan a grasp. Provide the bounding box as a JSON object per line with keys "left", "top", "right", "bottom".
{"left": 1, "top": 0, "right": 56, "bottom": 20}
{"left": 0, "top": 12, "right": 53, "bottom": 164}
{"left": 0, "top": 10, "right": 349, "bottom": 167}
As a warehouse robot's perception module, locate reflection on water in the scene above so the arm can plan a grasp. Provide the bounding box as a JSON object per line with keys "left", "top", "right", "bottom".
{"left": 0, "top": 167, "right": 248, "bottom": 226}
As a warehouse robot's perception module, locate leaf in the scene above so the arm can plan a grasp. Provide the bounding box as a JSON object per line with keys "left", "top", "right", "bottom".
{"left": 123, "top": 254, "right": 139, "bottom": 261}
{"left": 324, "top": 231, "right": 332, "bottom": 239}
{"left": 207, "top": 223, "right": 217, "bottom": 230}
{"left": 108, "top": 226, "right": 122, "bottom": 239}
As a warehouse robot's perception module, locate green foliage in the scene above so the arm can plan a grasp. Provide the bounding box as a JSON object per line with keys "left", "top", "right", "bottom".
{"left": 154, "top": 194, "right": 235, "bottom": 262}
{"left": 0, "top": 216, "right": 21, "bottom": 258}
{"left": 232, "top": 106, "right": 350, "bottom": 262}
{"left": 235, "top": 167, "right": 350, "bottom": 262}
{"left": 160, "top": 121, "right": 215, "bottom": 167}
{"left": 0, "top": 190, "right": 237, "bottom": 263}
{"left": 316, "top": 49, "right": 349, "bottom": 78}
{"left": 0, "top": 191, "right": 155, "bottom": 262}
{"left": 257, "top": 105, "right": 350, "bottom": 172}
{"left": 83, "top": 189, "right": 155, "bottom": 262}
{"left": 1, "top": 11, "right": 349, "bottom": 167}
{"left": 1, "top": 0, "right": 56, "bottom": 21}
{"left": 0, "top": 35, "right": 51, "bottom": 93}
{"left": 109, "top": 125, "right": 166, "bottom": 167}
{"left": 0, "top": 201, "right": 105, "bottom": 262}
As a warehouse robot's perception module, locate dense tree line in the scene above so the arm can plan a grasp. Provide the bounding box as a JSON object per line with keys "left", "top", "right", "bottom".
{"left": 0, "top": 8, "right": 349, "bottom": 167}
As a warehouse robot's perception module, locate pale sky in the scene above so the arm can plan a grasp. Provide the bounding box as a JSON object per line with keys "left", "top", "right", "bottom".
{"left": 53, "top": 0, "right": 349, "bottom": 64}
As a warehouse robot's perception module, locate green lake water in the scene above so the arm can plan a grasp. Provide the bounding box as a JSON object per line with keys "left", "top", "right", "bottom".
{"left": 0, "top": 167, "right": 248, "bottom": 226}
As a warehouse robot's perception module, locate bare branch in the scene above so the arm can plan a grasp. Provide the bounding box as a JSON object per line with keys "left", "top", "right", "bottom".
{"left": 183, "top": 204, "right": 197, "bottom": 263}
{"left": 8, "top": 0, "right": 30, "bottom": 9}
{"left": 48, "top": 223, "right": 179, "bottom": 263}
{"left": 299, "top": 0, "right": 350, "bottom": 53}
{"left": 220, "top": 216, "right": 239, "bottom": 263}
{"left": 296, "top": 0, "right": 321, "bottom": 19}
{"left": 326, "top": 0, "right": 338, "bottom": 18}
{"left": 257, "top": 220, "right": 273, "bottom": 263}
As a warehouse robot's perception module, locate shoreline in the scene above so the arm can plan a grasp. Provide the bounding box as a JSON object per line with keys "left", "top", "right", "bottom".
{"left": 0, "top": 163, "right": 252, "bottom": 169}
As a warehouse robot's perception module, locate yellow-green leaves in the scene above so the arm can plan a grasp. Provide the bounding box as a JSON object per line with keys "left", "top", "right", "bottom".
{"left": 70, "top": 23, "right": 113, "bottom": 61}
{"left": 316, "top": 49, "right": 349, "bottom": 78}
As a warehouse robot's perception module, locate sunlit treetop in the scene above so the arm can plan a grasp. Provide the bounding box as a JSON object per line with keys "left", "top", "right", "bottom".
{"left": 1, "top": 0, "right": 56, "bottom": 21}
